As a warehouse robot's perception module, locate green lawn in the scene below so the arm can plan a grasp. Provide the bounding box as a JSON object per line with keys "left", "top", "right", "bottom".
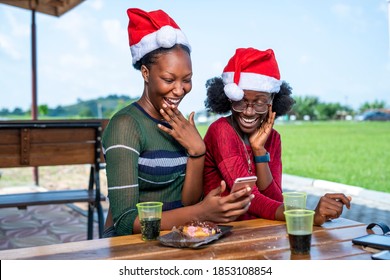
{"left": 197, "top": 121, "right": 390, "bottom": 193}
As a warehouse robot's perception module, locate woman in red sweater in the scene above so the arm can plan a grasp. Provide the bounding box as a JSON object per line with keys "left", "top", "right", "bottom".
{"left": 203, "top": 48, "right": 351, "bottom": 225}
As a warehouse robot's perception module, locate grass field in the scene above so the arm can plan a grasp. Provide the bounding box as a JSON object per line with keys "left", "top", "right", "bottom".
{"left": 197, "top": 121, "right": 390, "bottom": 193}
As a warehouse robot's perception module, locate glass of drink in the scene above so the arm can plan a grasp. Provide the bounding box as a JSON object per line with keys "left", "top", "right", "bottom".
{"left": 284, "top": 209, "right": 315, "bottom": 255}
{"left": 282, "top": 191, "right": 307, "bottom": 210}
{"left": 136, "top": 202, "right": 163, "bottom": 241}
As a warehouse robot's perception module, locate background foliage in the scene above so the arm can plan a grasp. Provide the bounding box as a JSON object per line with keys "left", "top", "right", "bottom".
{"left": 1, "top": 96, "right": 389, "bottom": 193}
{"left": 0, "top": 95, "right": 387, "bottom": 120}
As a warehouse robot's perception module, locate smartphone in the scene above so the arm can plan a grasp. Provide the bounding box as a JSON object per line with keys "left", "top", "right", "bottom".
{"left": 352, "top": 234, "right": 390, "bottom": 250}
{"left": 371, "top": 250, "right": 390, "bottom": 260}
{"left": 230, "top": 176, "right": 257, "bottom": 193}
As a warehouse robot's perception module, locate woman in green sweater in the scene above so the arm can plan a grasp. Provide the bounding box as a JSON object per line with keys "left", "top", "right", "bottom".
{"left": 102, "top": 8, "right": 253, "bottom": 237}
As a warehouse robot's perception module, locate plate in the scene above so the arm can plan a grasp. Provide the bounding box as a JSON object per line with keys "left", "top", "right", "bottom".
{"left": 158, "top": 225, "right": 233, "bottom": 248}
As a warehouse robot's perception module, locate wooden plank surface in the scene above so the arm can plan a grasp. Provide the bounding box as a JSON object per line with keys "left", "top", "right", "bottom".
{"left": 0, "top": 119, "right": 108, "bottom": 167}
{"left": 0, "top": 190, "right": 105, "bottom": 208}
{"left": 0, "top": 218, "right": 374, "bottom": 260}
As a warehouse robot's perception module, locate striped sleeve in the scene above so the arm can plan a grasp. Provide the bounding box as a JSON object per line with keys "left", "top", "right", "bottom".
{"left": 102, "top": 112, "right": 142, "bottom": 235}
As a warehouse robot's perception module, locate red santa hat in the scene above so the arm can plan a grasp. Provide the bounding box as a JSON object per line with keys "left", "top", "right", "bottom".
{"left": 222, "top": 48, "right": 282, "bottom": 101}
{"left": 127, "top": 8, "right": 191, "bottom": 65}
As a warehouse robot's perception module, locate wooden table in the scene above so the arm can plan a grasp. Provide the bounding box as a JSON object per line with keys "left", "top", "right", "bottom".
{"left": 0, "top": 218, "right": 377, "bottom": 260}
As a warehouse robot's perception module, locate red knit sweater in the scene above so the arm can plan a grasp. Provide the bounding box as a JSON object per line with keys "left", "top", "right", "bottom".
{"left": 203, "top": 117, "right": 283, "bottom": 220}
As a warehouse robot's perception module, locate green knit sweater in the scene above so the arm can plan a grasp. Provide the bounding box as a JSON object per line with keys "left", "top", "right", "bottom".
{"left": 102, "top": 103, "right": 187, "bottom": 235}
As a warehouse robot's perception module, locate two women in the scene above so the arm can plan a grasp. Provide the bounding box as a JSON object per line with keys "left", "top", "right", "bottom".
{"left": 102, "top": 8, "right": 252, "bottom": 236}
{"left": 103, "top": 9, "right": 351, "bottom": 237}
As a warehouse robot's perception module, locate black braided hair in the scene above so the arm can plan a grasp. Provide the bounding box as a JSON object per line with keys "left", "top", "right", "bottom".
{"left": 133, "top": 44, "right": 191, "bottom": 71}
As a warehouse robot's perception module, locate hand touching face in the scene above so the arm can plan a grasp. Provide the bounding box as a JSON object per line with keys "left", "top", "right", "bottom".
{"left": 249, "top": 105, "right": 276, "bottom": 155}
{"left": 158, "top": 103, "right": 205, "bottom": 156}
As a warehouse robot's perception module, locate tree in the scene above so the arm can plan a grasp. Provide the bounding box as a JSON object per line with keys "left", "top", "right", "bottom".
{"left": 358, "top": 100, "right": 386, "bottom": 113}
{"left": 48, "top": 105, "right": 66, "bottom": 117}
{"left": 0, "top": 108, "right": 10, "bottom": 116}
{"left": 38, "top": 104, "right": 49, "bottom": 116}
{"left": 79, "top": 107, "right": 94, "bottom": 117}
{"left": 12, "top": 107, "right": 25, "bottom": 116}
{"left": 291, "top": 96, "right": 320, "bottom": 120}
{"left": 315, "top": 102, "right": 352, "bottom": 120}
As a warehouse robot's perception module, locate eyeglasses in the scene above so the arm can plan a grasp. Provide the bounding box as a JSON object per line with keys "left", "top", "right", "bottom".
{"left": 231, "top": 99, "right": 271, "bottom": 114}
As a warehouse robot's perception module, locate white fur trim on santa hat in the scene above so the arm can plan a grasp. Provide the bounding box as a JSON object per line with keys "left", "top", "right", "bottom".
{"left": 224, "top": 83, "right": 244, "bottom": 101}
{"left": 222, "top": 72, "right": 282, "bottom": 98}
{"left": 131, "top": 26, "right": 191, "bottom": 65}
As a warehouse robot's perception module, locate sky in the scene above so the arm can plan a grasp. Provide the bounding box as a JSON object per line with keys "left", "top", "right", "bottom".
{"left": 1, "top": 0, "right": 390, "bottom": 115}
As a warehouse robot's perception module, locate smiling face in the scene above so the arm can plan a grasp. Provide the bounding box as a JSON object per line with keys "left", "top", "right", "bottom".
{"left": 231, "top": 90, "right": 273, "bottom": 134}
{"left": 140, "top": 46, "right": 192, "bottom": 119}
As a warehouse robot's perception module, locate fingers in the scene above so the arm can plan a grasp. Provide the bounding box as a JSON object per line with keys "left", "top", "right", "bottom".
{"left": 220, "top": 180, "right": 226, "bottom": 194}
{"left": 160, "top": 103, "right": 184, "bottom": 124}
{"left": 208, "top": 184, "right": 222, "bottom": 196}
{"left": 269, "top": 111, "right": 276, "bottom": 125}
{"left": 215, "top": 199, "right": 251, "bottom": 223}
{"left": 259, "top": 108, "right": 275, "bottom": 133}
{"left": 202, "top": 181, "right": 253, "bottom": 223}
{"left": 216, "top": 183, "right": 253, "bottom": 211}
{"left": 208, "top": 180, "right": 226, "bottom": 197}
{"left": 159, "top": 108, "right": 176, "bottom": 124}
{"left": 157, "top": 122, "right": 171, "bottom": 134}
{"left": 223, "top": 189, "right": 254, "bottom": 215}
{"left": 158, "top": 104, "right": 186, "bottom": 134}
{"left": 321, "top": 198, "right": 343, "bottom": 218}
{"left": 266, "top": 110, "right": 275, "bottom": 127}
{"left": 221, "top": 203, "right": 252, "bottom": 222}
{"left": 188, "top": 112, "right": 195, "bottom": 126}
{"left": 315, "top": 193, "right": 352, "bottom": 223}
{"left": 324, "top": 193, "right": 351, "bottom": 209}
{"left": 227, "top": 186, "right": 253, "bottom": 201}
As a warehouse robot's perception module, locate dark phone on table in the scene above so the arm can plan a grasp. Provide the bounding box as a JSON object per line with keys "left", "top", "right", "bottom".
{"left": 371, "top": 250, "right": 390, "bottom": 260}
{"left": 352, "top": 234, "right": 390, "bottom": 250}
{"left": 230, "top": 176, "right": 257, "bottom": 193}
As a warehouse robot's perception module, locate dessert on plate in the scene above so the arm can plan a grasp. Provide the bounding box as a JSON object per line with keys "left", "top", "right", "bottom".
{"left": 158, "top": 221, "right": 232, "bottom": 248}
{"left": 181, "top": 221, "right": 221, "bottom": 238}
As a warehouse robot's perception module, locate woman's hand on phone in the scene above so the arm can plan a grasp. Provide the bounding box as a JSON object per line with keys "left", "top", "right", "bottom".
{"left": 199, "top": 180, "right": 254, "bottom": 223}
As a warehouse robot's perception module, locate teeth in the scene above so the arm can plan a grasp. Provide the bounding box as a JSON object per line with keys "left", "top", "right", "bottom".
{"left": 242, "top": 117, "right": 257, "bottom": 123}
{"left": 166, "top": 98, "right": 180, "bottom": 104}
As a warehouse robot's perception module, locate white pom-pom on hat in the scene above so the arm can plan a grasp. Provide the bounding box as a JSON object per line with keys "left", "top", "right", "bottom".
{"left": 156, "top": 25, "right": 177, "bottom": 48}
{"left": 224, "top": 83, "right": 244, "bottom": 101}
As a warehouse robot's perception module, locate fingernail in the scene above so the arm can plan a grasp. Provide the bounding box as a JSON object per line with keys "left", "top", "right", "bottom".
{"left": 246, "top": 187, "right": 251, "bottom": 192}
{"left": 250, "top": 194, "right": 255, "bottom": 199}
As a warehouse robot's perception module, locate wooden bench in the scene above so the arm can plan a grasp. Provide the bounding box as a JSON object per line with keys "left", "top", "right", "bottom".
{"left": 0, "top": 119, "right": 109, "bottom": 239}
